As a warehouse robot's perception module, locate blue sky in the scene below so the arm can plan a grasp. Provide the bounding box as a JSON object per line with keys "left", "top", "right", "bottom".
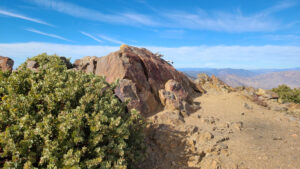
{"left": 0, "top": 0, "right": 300, "bottom": 68}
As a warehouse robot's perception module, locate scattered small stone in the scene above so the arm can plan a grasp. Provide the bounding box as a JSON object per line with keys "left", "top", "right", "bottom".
{"left": 222, "top": 122, "right": 230, "bottom": 128}
{"left": 291, "top": 134, "right": 298, "bottom": 138}
{"left": 197, "top": 115, "right": 201, "bottom": 119}
{"left": 228, "top": 129, "right": 234, "bottom": 134}
{"left": 192, "top": 126, "right": 199, "bottom": 134}
{"left": 241, "top": 112, "right": 245, "bottom": 115}
{"left": 185, "top": 125, "right": 199, "bottom": 135}
{"left": 216, "top": 136, "right": 230, "bottom": 143}
{"left": 273, "top": 137, "right": 283, "bottom": 140}
{"left": 200, "top": 158, "right": 221, "bottom": 169}
{"left": 244, "top": 103, "right": 253, "bottom": 110}
{"left": 201, "top": 117, "right": 216, "bottom": 124}
{"left": 273, "top": 106, "right": 288, "bottom": 112}
{"left": 187, "top": 151, "right": 206, "bottom": 167}
{"left": 233, "top": 121, "right": 243, "bottom": 131}
{"left": 199, "top": 131, "right": 214, "bottom": 142}
{"left": 216, "top": 143, "right": 228, "bottom": 150}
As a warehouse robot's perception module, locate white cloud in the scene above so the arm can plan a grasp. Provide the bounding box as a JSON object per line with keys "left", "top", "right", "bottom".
{"left": 26, "top": 28, "right": 71, "bottom": 42}
{"left": 163, "top": 11, "right": 277, "bottom": 32}
{"left": 97, "top": 34, "right": 124, "bottom": 45}
{"left": 80, "top": 32, "right": 102, "bottom": 43}
{"left": 80, "top": 32, "right": 124, "bottom": 44}
{"left": 150, "top": 45, "right": 300, "bottom": 68}
{"left": 0, "top": 42, "right": 118, "bottom": 67}
{"left": 1, "top": 42, "right": 300, "bottom": 69}
{"left": 29, "top": 0, "right": 158, "bottom": 26}
{"left": 0, "top": 9, "right": 52, "bottom": 26}
{"left": 26, "top": 0, "right": 297, "bottom": 32}
{"left": 162, "top": 1, "right": 296, "bottom": 32}
{"left": 134, "top": 0, "right": 297, "bottom": 32}
{"left": 258, "top": 1, "right": 296, "bottom": 17}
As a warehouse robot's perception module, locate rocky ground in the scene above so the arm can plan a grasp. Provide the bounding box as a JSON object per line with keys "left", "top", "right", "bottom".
{"left": 141, "top": 89, "right": 300, "bottom": 169}
{"left": 2, "top": 46, "right": 300, "bottom": 169}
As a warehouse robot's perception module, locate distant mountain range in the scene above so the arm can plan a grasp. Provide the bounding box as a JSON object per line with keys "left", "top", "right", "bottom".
{"left": 180, "top": 68, "right": 300, "bottom": 89}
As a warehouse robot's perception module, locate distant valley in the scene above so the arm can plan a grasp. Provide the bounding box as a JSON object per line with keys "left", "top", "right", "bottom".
{"left": 180, "top": 68, "right": 300, "bottom": 89}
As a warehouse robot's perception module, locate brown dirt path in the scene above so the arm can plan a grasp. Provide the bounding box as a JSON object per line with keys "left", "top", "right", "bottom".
{"left": 192, "top": 91, "right": 300, "bottom": 169}
{"left": 143, "top": 91, "right": 300, "bottom": 169}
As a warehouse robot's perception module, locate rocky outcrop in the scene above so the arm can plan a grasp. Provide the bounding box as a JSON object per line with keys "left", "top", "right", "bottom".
{"left": 256, "top": 88, "right": 279, "bottom": 100}
{"left": 0, "top": 56, "right": 14, "bottom": 72}
{"left": 75, "top": 45, "right": 200, "bottom": 115}
{"left": 195, "top": 73, "right": 233, "bottom": 93}
{"left": 26, "top": 60, "right": 39, "bottom": 72}
{"left": 73, "top": 56, "right": 97, "bottom": 74}
{"left": 159, "top": 79, "right": 200, "bottom": 117}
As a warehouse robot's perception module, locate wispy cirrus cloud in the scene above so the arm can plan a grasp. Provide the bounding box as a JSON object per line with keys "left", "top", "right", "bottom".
{"left": 80, "top": 31, "right": 124, "bottom": 44}
{"left": 257, "top": 0, "right": 296, "bottom": 17}
{"left": 26, "top": 28, "right": 71, "bottom": 42}
{"left": 80, "top": 32, "right": 103, "bottom": 43}
{"left": 97, "top": 34, "right": 124, "bottom": 44}
{"left": 0, "top": 9, "right": 52, "bottom": 26}
{"left": 162, "top": 1, "right": 297, "bottom": 32}
{"left": 162, "top": 11, "right": 275, "bottom": 32}
{"left": 28, "top": 0, "right": 158, "bottom": 26}
{"left": 25, "top": 0, "right": 298, "bottom": 32}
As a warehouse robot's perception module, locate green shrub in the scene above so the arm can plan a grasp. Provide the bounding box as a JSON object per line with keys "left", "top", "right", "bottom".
{"left": 272, "top": 85, "right": 300, "bottom": 104}
{"left": 0, "top": 54, "right": 145, "bottom": 168}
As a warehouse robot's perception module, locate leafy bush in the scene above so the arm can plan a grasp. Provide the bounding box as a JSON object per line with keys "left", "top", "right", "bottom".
{"left": 0, "top": 54, "right": 145, "bottom": 168}
{"left": 272, "top": 85, "right": 300, "bottom": 103}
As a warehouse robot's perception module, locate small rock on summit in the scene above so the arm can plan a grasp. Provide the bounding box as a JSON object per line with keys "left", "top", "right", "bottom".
{"left": 0, "top": 56, "right": 14, "bottom": 72}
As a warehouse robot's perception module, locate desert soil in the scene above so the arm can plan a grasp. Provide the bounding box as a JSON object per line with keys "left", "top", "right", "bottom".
{"left": 144, "top": 90, "right": 300, "bottom": 169}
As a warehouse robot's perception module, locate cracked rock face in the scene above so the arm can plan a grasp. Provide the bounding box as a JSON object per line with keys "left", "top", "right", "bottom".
{"left": 0, "top": 56, "right": 14, "bottom": 72}
{"left": 74, "top": 45, "right": 200, "bottom": 115}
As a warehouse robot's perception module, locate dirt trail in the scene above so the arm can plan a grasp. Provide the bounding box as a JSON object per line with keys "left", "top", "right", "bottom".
{"left": 194, "top": 91, "right": 300, "bottom": 169}
{"left": 144, "top": 91, "right": 300, "bottom": 169}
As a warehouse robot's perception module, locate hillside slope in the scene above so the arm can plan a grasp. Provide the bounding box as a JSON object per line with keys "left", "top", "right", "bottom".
{"left": 220, "top": 71, "right": 300, "bottom": 89}
{"left": 182, "top": 69, "right": 300, "bottom": 89}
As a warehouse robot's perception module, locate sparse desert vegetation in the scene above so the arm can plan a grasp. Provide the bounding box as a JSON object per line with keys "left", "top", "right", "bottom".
{"left": 0, "top": 54, "right": 145, "bottom": 168}
{"left": 272, "top": 85, "right": 300, "bottom": 104}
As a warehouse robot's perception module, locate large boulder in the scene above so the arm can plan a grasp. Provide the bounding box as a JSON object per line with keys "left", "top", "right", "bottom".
{"left": 74, "top": 45, "right": 200, "bottom": 115}
{"left": 0, "top": 56, "right": 14, "bottom": 72}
